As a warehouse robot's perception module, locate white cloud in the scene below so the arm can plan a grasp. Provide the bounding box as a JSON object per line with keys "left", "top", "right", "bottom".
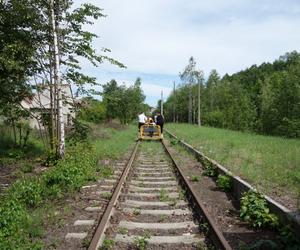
{"left": 74, "top": 0, "right": 300, "bottom": 104}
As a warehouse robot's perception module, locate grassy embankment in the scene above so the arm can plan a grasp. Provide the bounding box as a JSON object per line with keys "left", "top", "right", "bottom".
{"left": 166, "top": 123, "right": 300, "bottom": 206}
{"left": 0, "top": 123, "right": 136, "bottom": 250}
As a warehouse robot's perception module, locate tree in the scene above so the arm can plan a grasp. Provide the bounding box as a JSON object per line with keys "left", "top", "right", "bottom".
{"left": 77, "top": 97, "right": 106, "bottom": 123}
{"left": 180, "top": 57, "right": 204, "bottom": 125}
{"left": 102, "top": 78, "right": 145, "bottom": 124}
{"left": 0, "top": 0, "right": 125, "bottom": 156}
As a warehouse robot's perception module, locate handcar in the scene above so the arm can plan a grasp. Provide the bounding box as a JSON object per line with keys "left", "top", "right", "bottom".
{"left": 139, "top": 124, "right": 163, "bottom": 140}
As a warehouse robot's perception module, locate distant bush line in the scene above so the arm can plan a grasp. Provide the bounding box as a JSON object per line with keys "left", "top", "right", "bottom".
{"left": 164, "top": 51, "right": 300, "bottom": 138}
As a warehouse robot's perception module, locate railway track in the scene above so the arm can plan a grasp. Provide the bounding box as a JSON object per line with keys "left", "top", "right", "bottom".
{"left": 88, "top": 140, "right": 231, "bottom": 250}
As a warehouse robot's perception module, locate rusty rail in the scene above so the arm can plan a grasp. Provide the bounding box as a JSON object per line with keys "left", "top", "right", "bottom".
{"left": 165, "top": 129, "right": 300, "bottom": 238}
{"left": 162, "top": 140, "right": 232, "bottom": 250}
{"left": 88, "top": 141, "right": 140, "bottom": 250}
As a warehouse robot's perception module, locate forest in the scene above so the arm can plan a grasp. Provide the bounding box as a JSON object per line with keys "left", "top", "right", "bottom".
{"left": 164, "top": 52, "right": 300, "bottom": 138}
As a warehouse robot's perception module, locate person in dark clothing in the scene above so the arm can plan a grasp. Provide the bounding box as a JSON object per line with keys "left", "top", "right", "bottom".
{"left": 156, "top": 112, "right": 164, "bottom": 134}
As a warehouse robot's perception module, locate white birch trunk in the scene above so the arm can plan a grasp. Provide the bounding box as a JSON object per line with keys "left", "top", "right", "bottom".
{"left": 198, "top": 80, "right": 201, "bottom": 127}
{"left": 50, "top": 0, "right": 64, "bottom": 157}
{"left": 188, "top": 84, "right": 192, "bottom": 124}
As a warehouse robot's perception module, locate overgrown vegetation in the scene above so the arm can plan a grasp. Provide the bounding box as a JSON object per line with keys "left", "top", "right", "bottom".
{"left": 216, "top": 174, "right": 233, "bottom": 192}
{"left": 191, "top": 175, "right": 200, "bottom": 182}
{"left": 0, "top": 142, "right": 97, "bottom": 249}
{"left": 202, "top": 162, "right": 217, "bottom": 177}
{"left": 240, "top": 190, "right": 279, "bottom": 228}
{"left": 166, "top": 124, "right": 300, "bottom": 204}
{"left": 0, "top": 124, "right": 136, "bottom": 249}
{"left": 133, "top": 234, "right": 151, "bottom": 250}
{"left": 100, "top": 238, "right": 115, "bottom": 250}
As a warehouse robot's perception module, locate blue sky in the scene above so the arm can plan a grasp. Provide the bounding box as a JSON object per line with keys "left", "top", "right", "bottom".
{"left": 76, "top": 0, "right": 300, "bottom": 106}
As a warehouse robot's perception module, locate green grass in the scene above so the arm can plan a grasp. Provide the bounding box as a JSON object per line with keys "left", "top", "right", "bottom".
{"left": 167, "top": 123, "right": 300, "bottom": 202}
{"left": 0, "top": 123, "right": 137, "bottom": 250}
{"left": 93, "top": 124, "right": 137, "bottom": 159}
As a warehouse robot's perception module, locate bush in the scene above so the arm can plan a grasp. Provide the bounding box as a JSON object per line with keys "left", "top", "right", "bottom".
{"left": 9, "top": 178, "right": 44, "bottom": 208}
{"left": 67, "top": 119, "right": 91, "bottom": 144}
{"left": 43, "top": 144, "right": 96, "bottom": 192}
{"left": 0, "top": 142, "right": 97, "bottom": 250}
{"left": 202, "top": 160, "right": 217, "bottom": 177}
{"left": 240, "top": 190, "right": 279, "bottom": 228}
{"left": 216, "top": 174, "right": 233, "bottom": 192}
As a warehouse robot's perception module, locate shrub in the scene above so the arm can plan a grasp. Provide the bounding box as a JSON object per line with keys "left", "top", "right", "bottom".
{"left": 202, "top": 161, "right": 217, "bottom": 177}
{"left": 67, "top": 119, "right": 91, "bottom": 144}
{"left": 0, "top": 142, "right": 97, "bottom": 250}
{"left": 240, "top": 190, "right": 279, "bottom": 228}
{"left": 216, "top": 174, "right": 233, "bottom": 192}
{"left": 170, "top": 139, "right": 180, "bottom": 145}
{"left": 43, "top": 144, "right": 96, "bottom": 192}
{"left": 9, "top": 178, "right": 44, "bottom": 208}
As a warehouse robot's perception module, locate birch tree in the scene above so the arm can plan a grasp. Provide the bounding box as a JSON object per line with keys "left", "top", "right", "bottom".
{"left": 180, "top": 57, "right": 204, "bottom": 125}
{"left": 1, "top": 0, "right": 125, "bottom": 157}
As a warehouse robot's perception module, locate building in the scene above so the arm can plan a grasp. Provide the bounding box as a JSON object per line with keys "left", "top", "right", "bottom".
{"left": 21, "top": 84, "right": 75, "bottom": 129}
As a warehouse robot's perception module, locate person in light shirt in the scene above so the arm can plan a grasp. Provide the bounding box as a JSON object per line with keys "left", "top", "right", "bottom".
{"left": 138, "top": 112, "right": 147, "bottom": 131}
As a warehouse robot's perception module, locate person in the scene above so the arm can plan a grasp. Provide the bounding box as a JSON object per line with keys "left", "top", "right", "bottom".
{"left": 138, "top": 112, "right": 147, "bottom": 131}
{"left": 147, "top": 118, "right": 155, "bottom": 137}
{"left": 156, "top": 111, "right": 164, "bottom": 134}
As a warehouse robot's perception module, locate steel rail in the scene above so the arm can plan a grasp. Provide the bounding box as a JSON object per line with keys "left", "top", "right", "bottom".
{"left": 165, "top": 129, "right": 300, "bottom": 238}
{"left": 88, "top": 141, "right": 140, "bottom": 250}
{"left": 162, "top": 140, "right": 232, "bottom": 250}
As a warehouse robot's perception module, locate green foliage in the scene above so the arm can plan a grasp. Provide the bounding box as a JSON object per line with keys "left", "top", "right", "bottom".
{"left": 0, "top": 142, "right": 96, "bottom": 249}
{"left": 67, "top": 119, "right": 91, "bottom": 143}
{"left": 159, "top": 188, "right": 169, "bottom": 201}
{"left": 216, "top": 174, "right": 233, "bottom": 192}
{"left": 98, "top": 166, "right": 114, "bottom": 178}
{"left": 77, "top": 97, "right": 106, "bottom": 123}
{"left": 170, "top": 139, "right": 180, "bottom": 145}
{"left": 100, "top": 239, "right": 115, "bottom": 250}
{"left": 9, "top": 178, "right": 44, "bottom": 208}
{"left": 240, "top": 191, "right": 279, "bottom": 228}
{"left": 164, "top": 51, "right": 300, "bottom": 138}
{"left": 202, "top": 162, "right": 217, "bottom": 177}
{"left": 94, "top": 125, "right": 136, "bottom": 160}
{"left": 43, "top": 144, "right": 96, "bottom": 192}
{"left": 102, "top": 78, "right": 145, "bottom": 124}
{"left": 166, "top": 124, "right": 300, "bottom": 201}
{"left": 133, "top": 234, "right": 150, "bottom": 250}
{"left": 133, "top": 208, "right": 141, "bottom": 215}
{"left": 191, "top": 175, "right": 200, "bottom": 182}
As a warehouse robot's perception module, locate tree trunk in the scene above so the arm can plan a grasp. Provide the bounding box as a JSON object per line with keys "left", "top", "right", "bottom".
{"left": 173, "top": 81, "right": 176, "bottom": 123}
{"left": 49, "top": 45, "right": 56, "bottom": 151}
{"left": 188, "top": 84, "right": 192, "bottom": 124}
{"left": 198, "top": 80, "right": 201, "bottom": 126}
{"left": 12, "top": 119, "right": 17, "bottom": 146}
{"left": 50, "top": 0, "right": 64, "bottom": 157}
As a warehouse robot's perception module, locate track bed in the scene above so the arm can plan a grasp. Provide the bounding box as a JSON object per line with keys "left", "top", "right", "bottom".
{"left": 101, "top": 142, "right": 208, "bottom": 249}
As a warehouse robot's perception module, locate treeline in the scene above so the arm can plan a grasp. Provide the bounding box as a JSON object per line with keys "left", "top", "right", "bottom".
{"left": 164, "top": 51, "right": 300, "bottom": 138}
{"left": 0, "top": 0, "right": 124, "bottom": 155}
{"left": 78, "top": 78, "right": 146, "bottom": 124}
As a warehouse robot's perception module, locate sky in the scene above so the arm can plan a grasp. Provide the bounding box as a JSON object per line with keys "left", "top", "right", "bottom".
{"left": 75, "top": 0, "right": 300, "bottom": 106}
